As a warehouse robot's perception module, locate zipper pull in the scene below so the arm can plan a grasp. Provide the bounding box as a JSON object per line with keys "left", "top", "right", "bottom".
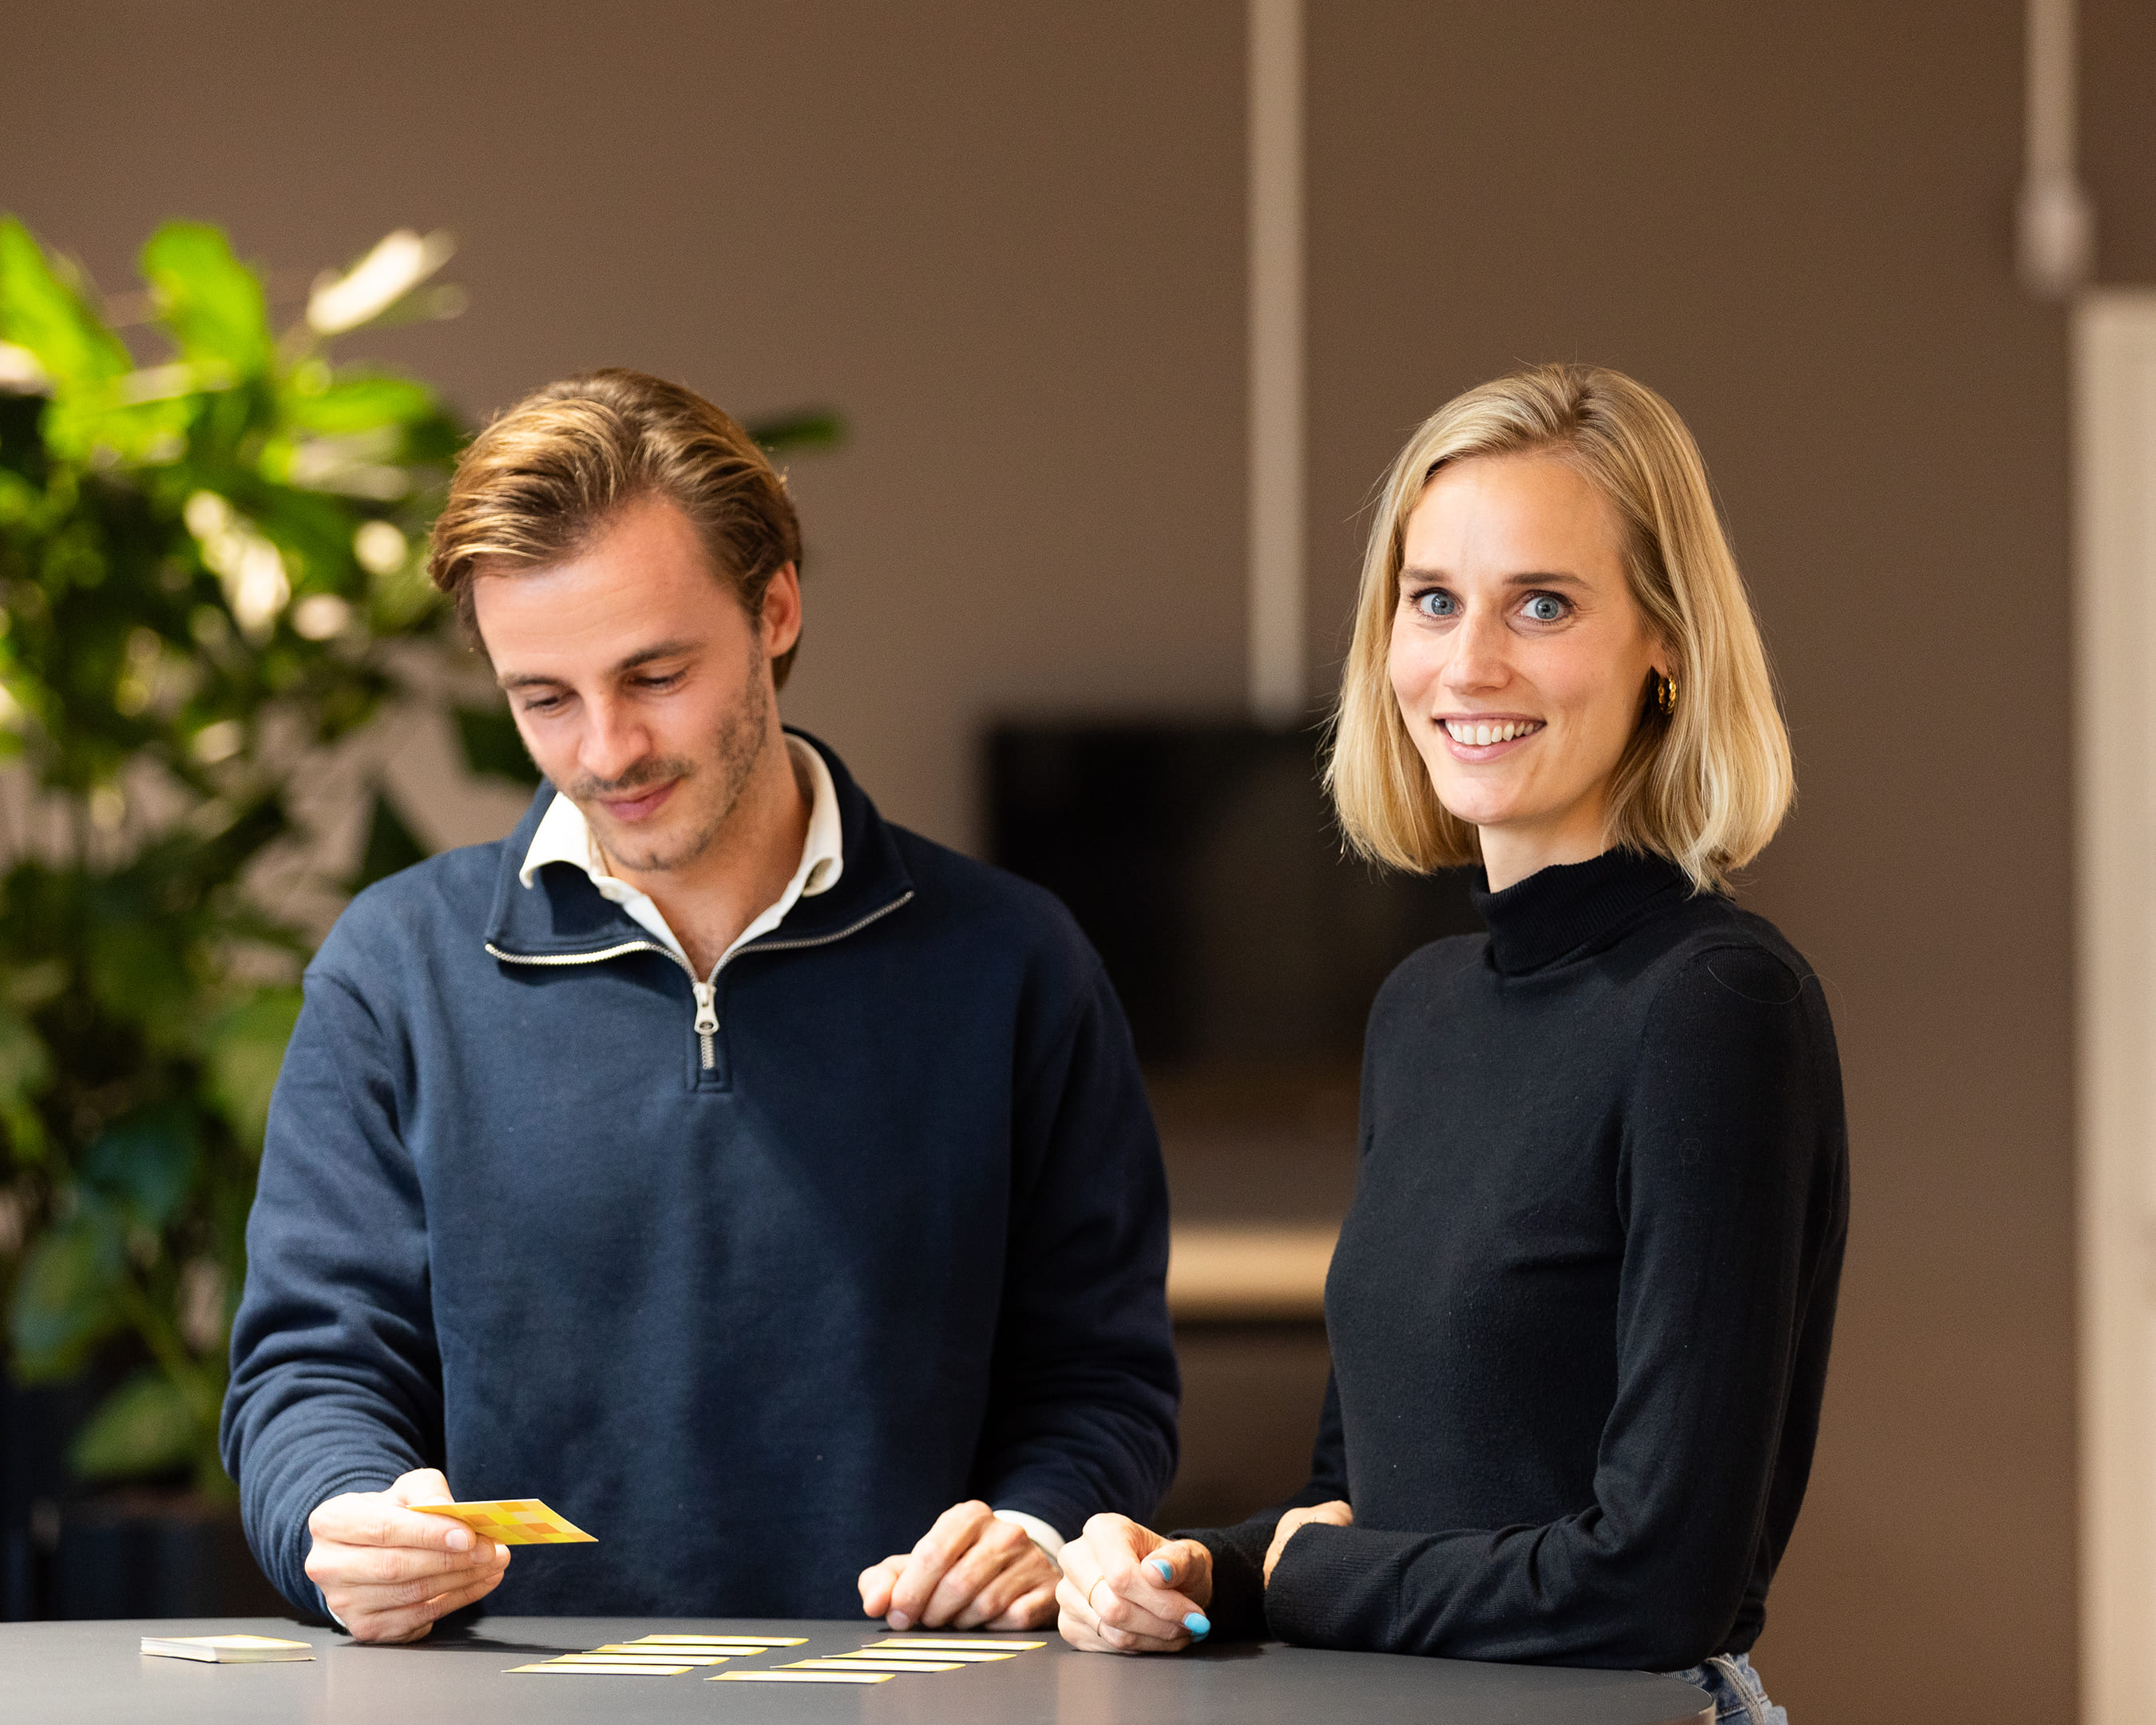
{"left": 691, "top": 980, "right": 719, "bottom": 1035}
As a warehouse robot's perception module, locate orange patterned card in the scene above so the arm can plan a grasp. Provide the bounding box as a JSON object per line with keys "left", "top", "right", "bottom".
{"left": 410, "top": 1498, "right": 595, "bottom": 1545}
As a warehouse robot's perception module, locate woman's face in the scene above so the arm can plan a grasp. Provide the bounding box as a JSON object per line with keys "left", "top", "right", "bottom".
{"left": 1388, "top": 452, "right": 1666, "bottom": 887}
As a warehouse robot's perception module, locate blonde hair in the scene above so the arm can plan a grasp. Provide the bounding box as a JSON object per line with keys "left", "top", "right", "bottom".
{"left": 1326, "top": 363, "right": 1791, "bottom": 893}
{"left": 429, "top": 369, "right": 804, "bottom": 685}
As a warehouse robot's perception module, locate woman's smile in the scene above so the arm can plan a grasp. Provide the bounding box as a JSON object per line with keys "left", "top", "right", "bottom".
{"left": 1437, "top": 715, "right": 1546, "bottom": 759}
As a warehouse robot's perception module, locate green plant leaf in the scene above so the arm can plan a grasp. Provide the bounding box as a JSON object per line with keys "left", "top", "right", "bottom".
{"left": 85, "top": 913, "right": 200, "bottom": 1039}
{"left": 138, "top": 222, "right": 271, "bottom": 378}
{"left": 81, "top": 1102, "right": 200, "bottom": 1227}
{"left": 0, "top": 1005, "right": 51, "bottom": 1099}
{"left": 280, "top": 371, "right": 435, "bottom": 434}
{"left": 10, "top": 1205, "right": 126, "bottom": 1380}
{"left": 204, "top": 987, "right": 302, "bottom": 1151}
{"left": 349, "top": 787, "right": 429, "bottom": 892}
{"left": 454, "top": 702, "right": 539, "bottom": 787}
{"left": 0, "top": 216, "right": 129, "bottom": 391}
{"left": 69, "top": 1366, "right": 201, "bottom": 1481}
{"left": 747, "top": 409, "right": 845, "bottom": 454}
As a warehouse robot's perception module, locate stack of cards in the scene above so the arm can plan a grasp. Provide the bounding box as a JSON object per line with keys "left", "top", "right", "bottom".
{"left": 718, "top": 1636, "right": 1045, "bottom": 1684}
{"left": 141, "top": 1634, "right": 315, "bottom": 1664}
{"left": 409, "top": 1498, "right": 595, "bottom": 1545}
{"left": 505, "top": 1632, "right": 807, "bottom": 1676}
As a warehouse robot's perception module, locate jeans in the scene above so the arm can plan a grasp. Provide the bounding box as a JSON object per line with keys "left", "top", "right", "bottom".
{"left": 1660, "top": 1652, "right": 1788, "bottom": 1724}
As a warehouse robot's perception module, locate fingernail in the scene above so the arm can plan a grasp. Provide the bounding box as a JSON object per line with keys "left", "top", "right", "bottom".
{"left": 494, "top": 1543, "right": 510, "bottom": 1562}
{"left": 1149, "top": 1558, "right": 1174, "bottom": 1582}
{"left": 445, "top": 1529, "right": 471, "bottom": 1552}
{"left": 1183, "top": 1612, "right": 1211, "bottom": 1640}
{"left": 887, "top": 1612, "right": 910, "bottom": 1630}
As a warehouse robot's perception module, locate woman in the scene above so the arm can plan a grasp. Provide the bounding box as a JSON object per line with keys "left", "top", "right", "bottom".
{"left": 1056, "top": 365, "right": 1846, "bottom": 1725}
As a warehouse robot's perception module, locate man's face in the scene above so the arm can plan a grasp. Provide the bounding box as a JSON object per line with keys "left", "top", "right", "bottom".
{"left": 474, "top": 495, "right": 802, "bottom": 875}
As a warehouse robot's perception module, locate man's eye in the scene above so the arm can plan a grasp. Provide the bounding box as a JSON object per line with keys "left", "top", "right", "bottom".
{"left": 1413, "top": 589, "right": 1458, "bottom": 618}
{"left": 520, "top": 696, "right": 564, "bottom": 715}
{"left": 634, "top": 673, "right": 683, "bottom": 691}
{"left": 1522, "top": 594, "right": 1567, "bottom": 623}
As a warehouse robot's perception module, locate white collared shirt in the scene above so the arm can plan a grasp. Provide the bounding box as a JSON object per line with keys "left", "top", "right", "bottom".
{"left": 512, "top": 734, "right": 1064, "bottom": 1561}
{"left": 517, "top": 734, "right": 845, "bottom": 975}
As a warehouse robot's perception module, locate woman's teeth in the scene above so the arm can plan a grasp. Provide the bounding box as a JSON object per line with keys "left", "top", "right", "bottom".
{"left": 1444, "top": 719, "right": 1541, "bottom": 747}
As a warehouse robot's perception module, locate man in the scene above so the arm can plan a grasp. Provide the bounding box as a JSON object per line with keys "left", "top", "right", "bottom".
{"left": 221, "top": 369, "right": 1179, "bottom": 1642}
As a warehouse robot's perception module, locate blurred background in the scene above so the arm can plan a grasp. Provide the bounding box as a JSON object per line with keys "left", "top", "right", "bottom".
{"left": 2, "top": 4, "right": 2153, "bottom": 1723}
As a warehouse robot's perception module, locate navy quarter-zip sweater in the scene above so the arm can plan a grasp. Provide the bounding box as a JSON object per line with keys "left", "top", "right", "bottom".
{"left": 1187, "top": 851, "right": 1847, "bottom": 1670}
{"left": 222, "top": 733, "right": 1179, "bottom": 1619}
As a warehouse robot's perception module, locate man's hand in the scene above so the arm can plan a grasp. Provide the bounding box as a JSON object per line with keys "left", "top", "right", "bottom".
{"left": 304, "top": 1469, "right": 512, "bottom": 1643}
{"left": 856, "top": 1500, "right": 1058, "bottom": 1632}
{"left": 1262, "top": 1499, "right": 1353, "bottom": 1585}
{"left": 1055, "top": 1512, "right": 1214, "bottom": 1654}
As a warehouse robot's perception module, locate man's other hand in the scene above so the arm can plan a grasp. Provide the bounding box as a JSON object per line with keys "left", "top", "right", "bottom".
{"left": 856, "top": 1500, "right": 1058, "bottom": 1631}
{"left": 304, "top": 1469, "right": 512, "bottom": 1642}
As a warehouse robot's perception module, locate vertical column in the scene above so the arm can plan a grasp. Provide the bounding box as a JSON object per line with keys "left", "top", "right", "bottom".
{"left": 1247, "top": 0, "right": 1305, "bottom": 727}
{"left": 2073, "top": 290, "right": 2156, "bottom": 1725}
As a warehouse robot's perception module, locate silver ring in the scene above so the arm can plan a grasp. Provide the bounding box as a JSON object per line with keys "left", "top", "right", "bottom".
{"left": 1085, "top": 1576, "right": 1106, "bottom": 1616}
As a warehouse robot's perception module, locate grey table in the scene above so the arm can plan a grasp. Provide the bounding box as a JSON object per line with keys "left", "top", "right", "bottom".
{"left": 2, "top": 1616, "right": 1713, "bottom": 1724}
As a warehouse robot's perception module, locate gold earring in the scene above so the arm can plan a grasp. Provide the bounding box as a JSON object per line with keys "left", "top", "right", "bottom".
{"left": 1655, "top": 672, "right": 1678, "bottom": 716}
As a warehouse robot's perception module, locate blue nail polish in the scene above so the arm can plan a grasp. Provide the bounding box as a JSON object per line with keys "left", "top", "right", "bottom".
{"left": 1183, "top": 1612, "right": 1211, "bottom": 1640}
{"left": 1149, "top": 1558, "right": 1174, "bottom": 1582}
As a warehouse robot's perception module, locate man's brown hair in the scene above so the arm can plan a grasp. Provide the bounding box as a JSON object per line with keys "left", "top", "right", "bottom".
{"left": 428, "top": 368, "right": 805, "bottom": 685}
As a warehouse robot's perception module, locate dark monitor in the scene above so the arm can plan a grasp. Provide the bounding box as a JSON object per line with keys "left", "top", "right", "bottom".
{"left": 985, "top": 722, "right": 1482, "bottom": 1070}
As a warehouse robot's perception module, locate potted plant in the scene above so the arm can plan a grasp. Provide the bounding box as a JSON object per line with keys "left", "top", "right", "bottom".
{"left": 0, "top": 217, "right": 464, "bottom": 1613}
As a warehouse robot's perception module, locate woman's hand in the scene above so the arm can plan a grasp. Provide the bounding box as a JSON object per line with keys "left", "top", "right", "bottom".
{"left": 1262, "top": 1500, "right": 1353, "bottom": 1585}
{"left": 1055, "top": 1513, "right": 1215, "bottom": 1654}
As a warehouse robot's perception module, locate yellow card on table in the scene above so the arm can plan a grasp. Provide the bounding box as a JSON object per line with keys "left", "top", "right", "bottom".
{"left": 141, "top": 1634, "right": 315, "bottom": 1664}
{"left": 868, "top": 1637, "right": 1045, "bottom": 1651}
{"left": 506, "top": 1662, "right": 691, "bottom": 1676}
{"left": 409, "top": 1498, "right": 593, "bottom": 1545}
{"left": 844, "top": 1648, "right": 1015, "bottom": 1662}
{"left": 711, "top": 1671, "right": 895, "bottom": 1684}
{"left": 628, "top": 1634, "right": 807, "bottom": 1646}
{"left": 589, "top": 1646, "right": 730, "bottom": 1660}
{"left": 787, "top": 1660, "right": 966, "bottom": 1673}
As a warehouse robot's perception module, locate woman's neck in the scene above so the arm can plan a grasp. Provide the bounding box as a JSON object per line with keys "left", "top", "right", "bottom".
{"left": 1477, "top": 797, "right": 1613, "bottom": 892}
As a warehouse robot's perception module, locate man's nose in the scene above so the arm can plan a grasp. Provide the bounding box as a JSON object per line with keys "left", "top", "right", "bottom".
{"left": 578, "top": 696, "right": 650, "bottom": 784}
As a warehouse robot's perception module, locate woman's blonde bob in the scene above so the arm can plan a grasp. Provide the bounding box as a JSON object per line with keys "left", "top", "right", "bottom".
{"left": 1326, "top": 363, "right": 1792, "bottom": 894}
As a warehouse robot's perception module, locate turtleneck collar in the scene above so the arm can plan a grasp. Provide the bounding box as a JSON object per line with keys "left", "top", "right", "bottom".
{"left": 1469, "top": 847, "right": 1696, "bottom": 976}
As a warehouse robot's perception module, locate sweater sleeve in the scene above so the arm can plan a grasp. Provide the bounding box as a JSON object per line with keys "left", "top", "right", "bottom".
{"left": 967, "top": 955, "right": 1181, "bottom": 1538}
{"left": 218, "top": 963, "right": 441, "bottom": 1618}
{"left": 1263, "top": 944, "right": 1841, "bottom": 1668}
{"left": 1181, "top": 1370, "right": 1350, "bottom": 1640}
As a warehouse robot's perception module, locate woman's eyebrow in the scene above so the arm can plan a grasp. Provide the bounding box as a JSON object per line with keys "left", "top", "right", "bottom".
{"left": 1396, "top": 565, "right": 1591, "bottom": 587}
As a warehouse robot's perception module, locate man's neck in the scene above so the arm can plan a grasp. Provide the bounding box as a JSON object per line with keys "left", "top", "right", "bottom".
{"left": 602, "top": 736, "right": 810, "bottom": 976}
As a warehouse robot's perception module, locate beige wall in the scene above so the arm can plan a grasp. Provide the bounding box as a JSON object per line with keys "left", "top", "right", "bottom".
{"left": 9, "top": 5, "right": 2148, "bottom": 1719}
{"left": 1303, "top": 8, "right": 2093, "bottom": 1720}
{"left": 4, "top": 0, "right": 1250, "bottom": 850}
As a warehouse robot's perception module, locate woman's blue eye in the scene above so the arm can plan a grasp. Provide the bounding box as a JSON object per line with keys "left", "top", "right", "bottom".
{"left": 1414, "top": 590, "right": 1458, "bottom": 617}
{"left": 1524, "top": 594, "right": 1566, "bottom": 622}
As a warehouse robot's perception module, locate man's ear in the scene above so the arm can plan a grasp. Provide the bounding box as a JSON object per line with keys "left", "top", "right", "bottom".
{"left": 759, "top": 561, "right": 803, "bottom": 660}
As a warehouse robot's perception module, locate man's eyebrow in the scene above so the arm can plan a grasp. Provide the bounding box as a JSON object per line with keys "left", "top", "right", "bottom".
{"left": 613, "top": 639, "right": 700, "bottom": 672}
{"left": 494, "top": 640, "right": 701, "bottom": 691}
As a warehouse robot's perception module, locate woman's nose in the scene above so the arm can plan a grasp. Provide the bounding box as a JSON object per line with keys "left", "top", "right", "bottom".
{"left": 1441, "top": 611, "right": 1511, "bottom": 694}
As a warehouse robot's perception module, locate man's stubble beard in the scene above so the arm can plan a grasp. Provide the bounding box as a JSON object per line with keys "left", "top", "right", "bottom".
{"left": 575, "top": 637, "right": 775, "bottom": 876}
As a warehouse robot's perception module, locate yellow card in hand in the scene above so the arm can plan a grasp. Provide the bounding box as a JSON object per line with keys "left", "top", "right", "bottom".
{"left": 410, "top": 1498, "right": 595, "bottom": 1545}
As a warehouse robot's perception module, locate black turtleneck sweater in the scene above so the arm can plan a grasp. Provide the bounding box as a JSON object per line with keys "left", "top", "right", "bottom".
{"left": 1187, "top": 849, "right": 1849, "bottom": 1671}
